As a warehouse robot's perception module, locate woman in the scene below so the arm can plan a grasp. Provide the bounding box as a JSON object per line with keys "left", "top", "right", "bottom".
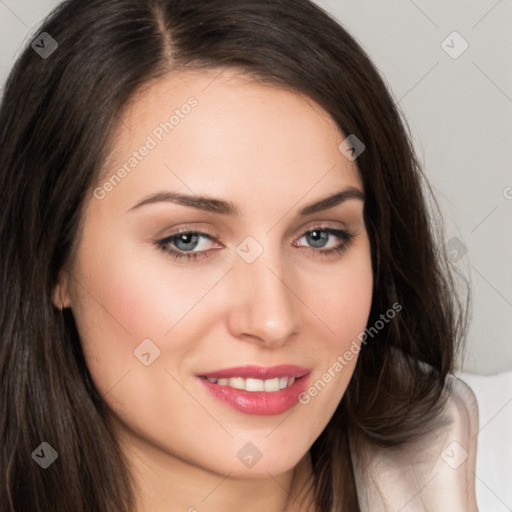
{"left": 0, "top": 0, "right": 478, "bottom": 510}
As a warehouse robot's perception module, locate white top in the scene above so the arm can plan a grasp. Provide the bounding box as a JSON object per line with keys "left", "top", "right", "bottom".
{"left": 352, "top": 375, "right": 479, "bottom": 511}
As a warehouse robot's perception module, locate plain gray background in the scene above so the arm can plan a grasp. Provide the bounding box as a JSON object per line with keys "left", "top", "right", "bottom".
{"left": 1, "top": 0, "right": 511, "bottom": 375}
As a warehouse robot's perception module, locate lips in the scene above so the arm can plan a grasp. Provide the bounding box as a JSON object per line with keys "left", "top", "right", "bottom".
{"left": 196, "top": 365, "right": 311, "bottom": 415}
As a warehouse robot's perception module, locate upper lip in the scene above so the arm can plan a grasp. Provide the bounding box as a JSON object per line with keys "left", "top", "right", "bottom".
{"left": 198, "top": 364, "right": 310, "bottom": 380}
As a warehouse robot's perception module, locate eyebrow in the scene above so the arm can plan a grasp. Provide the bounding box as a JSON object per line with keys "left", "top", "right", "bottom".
{"left": 127, "top": 186, "right": 365, "bottom": 216}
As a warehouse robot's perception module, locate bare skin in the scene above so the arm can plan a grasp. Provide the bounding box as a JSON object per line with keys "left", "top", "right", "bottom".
{"left": 54, "top": 68, "right": 373, "bottom": 512}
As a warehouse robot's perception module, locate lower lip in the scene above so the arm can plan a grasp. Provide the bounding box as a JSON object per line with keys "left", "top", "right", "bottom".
{"left": 197, "top": 375, "right": 311, "bottom": 415}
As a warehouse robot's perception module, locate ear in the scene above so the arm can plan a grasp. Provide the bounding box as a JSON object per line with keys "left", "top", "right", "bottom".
{"left": 53, "top": 268, "right": 72, "bottom": 310}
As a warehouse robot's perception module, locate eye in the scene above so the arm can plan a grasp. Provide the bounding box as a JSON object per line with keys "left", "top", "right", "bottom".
{"left": 293, "top": 227, "right": 355, "bottom": 258}
{"left": 156, "top": 228, "right": 219, "bottom": 262}
{"left": 155, "top": 226, "right": 355, "bottom": 262}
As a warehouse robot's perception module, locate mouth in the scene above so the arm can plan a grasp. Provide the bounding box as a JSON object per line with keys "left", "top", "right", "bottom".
{"left": 199, "top": 375, "right": 299, "bottom": 392}
{"left": 196, "top": 365, "right": 311, "bottom": 415}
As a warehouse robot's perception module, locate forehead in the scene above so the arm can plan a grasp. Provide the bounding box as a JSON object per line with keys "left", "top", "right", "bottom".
{"left": 95, "top": 68, "right": 363, "bottom": 214}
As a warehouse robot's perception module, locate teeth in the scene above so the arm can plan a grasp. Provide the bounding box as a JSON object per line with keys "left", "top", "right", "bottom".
{"left": 203, "top": 376, "right": 298, "bottom": 392}
{"left": 246, "top": 378, "right": 264, "bottom": 392}
{"left": 228, "top": 377, "right": 245, "bottom": 390}
{"left": 263, "top": 378, "right": 280, "bottom": 392}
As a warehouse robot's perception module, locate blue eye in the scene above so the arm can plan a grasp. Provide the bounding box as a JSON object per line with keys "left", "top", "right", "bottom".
{"left": 293, "top": 227, "right": 355, "bottom": 259}
{"left": 156, "top": 229, "right": 217, "bottom": 262}
{"left": 171, "top": 232, "right": 203, "bottom": 252}
{"left": 156, "top": 226, "right": 355, "bottom": 262}
{"left": 298, "top": 228, "right": 350, "bottom": 250}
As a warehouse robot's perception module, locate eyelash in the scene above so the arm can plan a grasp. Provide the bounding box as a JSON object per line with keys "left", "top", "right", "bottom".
{"left": 155, "top": 226, "right": 355, "bottom": 262}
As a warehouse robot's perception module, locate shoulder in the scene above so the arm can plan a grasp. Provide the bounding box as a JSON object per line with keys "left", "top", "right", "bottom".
{"left": 351, "top": 374, "right": 479, "bottom": 512}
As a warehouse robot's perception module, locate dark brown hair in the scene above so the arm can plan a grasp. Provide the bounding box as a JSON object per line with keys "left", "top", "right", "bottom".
{"left": 0, "top": 0, "right": 468, "bottom": 510}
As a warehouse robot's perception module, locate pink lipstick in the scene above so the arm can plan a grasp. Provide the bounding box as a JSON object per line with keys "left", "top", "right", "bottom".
{"left": 196, "top": 364, "right": 311, "bottom": 415}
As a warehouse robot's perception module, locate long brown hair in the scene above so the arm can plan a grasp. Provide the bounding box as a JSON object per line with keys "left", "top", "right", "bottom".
{"left": 0, "top": 0, "right": 468, "bottom": 510}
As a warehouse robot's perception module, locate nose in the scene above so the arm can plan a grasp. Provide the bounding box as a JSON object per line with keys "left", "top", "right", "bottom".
{"left": 226, "top": 250, "right": 300, "bottom": 349}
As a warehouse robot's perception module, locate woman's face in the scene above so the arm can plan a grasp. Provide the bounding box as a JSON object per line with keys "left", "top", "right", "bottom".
{"left": 56, "top": 69, "right": 372, "bottom": 482}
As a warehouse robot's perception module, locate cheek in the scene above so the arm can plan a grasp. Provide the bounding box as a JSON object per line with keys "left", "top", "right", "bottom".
{"left": 306, "top": 242, "right": 373, "bottom": 347}
{"left": 66, "top": 232, "right": 167, "bottom": 392}
{"left": 68, "top": 230, "right": 227, "bottom": 394}
{"left": 296, "top": 240, "right": 373, "bottom": 414}
{"left": 71, "top": 229, "right": 208, "bottom": 340}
